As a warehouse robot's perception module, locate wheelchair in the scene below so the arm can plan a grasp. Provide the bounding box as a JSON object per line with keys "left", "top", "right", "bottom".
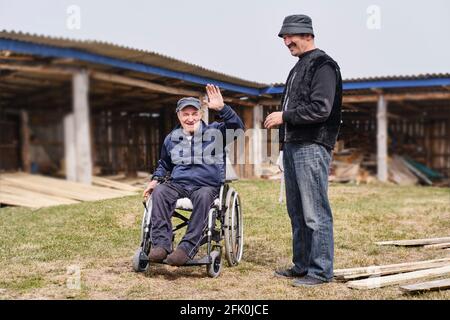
{"left": 132, "top": 182, "right": 243, "bottom": 277}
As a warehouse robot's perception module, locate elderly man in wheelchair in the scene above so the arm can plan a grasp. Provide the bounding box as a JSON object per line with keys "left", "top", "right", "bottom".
{"left": 133, "top": 84, "right": 244, "bottom": 277}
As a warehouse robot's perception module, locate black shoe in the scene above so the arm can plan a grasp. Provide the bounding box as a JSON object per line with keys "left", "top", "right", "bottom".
{"left": 149, "top": 247, "right": 168, "bottom": 262}
{"left": 292, "top": 275, "right": 329, "bottom": 287}
{"left": 165, "top": 247, "right": 190, "bottom": 266}
{"left": 274, "top": 267, "right": 307, "bottom": 279}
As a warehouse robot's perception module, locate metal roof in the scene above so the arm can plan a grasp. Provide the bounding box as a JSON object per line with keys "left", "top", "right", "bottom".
{"left": 1, "top": 31, "right": 449, "bottom": 97}
{"left": 0, "top": 30, "right": 267, "bottom": 95}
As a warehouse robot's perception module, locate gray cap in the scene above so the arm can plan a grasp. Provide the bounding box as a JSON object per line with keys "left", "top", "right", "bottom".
{"left": 176, "top": 97, "right": 201, "bottom": 113}
{"left": 278, "top": 14, "right": 314, "bottom": 37}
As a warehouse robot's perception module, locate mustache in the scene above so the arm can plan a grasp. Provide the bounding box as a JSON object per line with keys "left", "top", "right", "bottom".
{"left": 287, "top": 43, "right": 296, "bottom": 49}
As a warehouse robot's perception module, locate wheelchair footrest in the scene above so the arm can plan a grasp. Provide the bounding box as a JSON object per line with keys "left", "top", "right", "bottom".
{"left": 184, "top": 255, "right": 212, "bottom": 266}
{"left": 160, "top": 255, "right": 211, "bottom": 266}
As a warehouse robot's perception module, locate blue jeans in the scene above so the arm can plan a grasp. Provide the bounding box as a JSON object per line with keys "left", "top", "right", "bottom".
{"left": 283, "top": 142, "right": 334, "bottom": 281}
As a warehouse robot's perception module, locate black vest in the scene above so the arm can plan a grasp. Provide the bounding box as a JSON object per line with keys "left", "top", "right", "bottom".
{"left": 279, "top": 49, "right": 342, "bottom": 150}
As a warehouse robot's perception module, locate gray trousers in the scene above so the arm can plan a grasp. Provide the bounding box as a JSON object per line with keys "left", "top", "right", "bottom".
{"left": 150, "top": 182, "right": 219, "bottom": 258}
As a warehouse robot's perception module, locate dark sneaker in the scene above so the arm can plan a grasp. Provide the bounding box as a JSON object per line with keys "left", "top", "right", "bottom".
{"left": 165, "top": 247, "right": 189, "bottom": 266}
{"left": 292, "top": 275, "right": 329, "bottom": 287}
{"left": 148, "top": 247, "right": 168, "bottom": 262}
{"left": 274, "top": 267, "right": 307, "bottom": 279}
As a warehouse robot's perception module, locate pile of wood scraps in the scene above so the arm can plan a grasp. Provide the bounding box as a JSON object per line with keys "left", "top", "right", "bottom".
{"left": 328, "top": 147, "right": 447, "bottom": 186}
{"left": 335, "top": 236, "right": 450, "bottom": 294}
{"left": 0, "top": 173, "right": 140, "bottom": 208}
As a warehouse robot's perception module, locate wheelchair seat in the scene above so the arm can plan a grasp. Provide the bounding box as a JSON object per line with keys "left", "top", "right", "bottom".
{"left": 175, "top": 197, "right": 221, "bottom": 211}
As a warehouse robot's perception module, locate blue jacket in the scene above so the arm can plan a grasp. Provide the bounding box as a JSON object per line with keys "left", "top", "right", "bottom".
{"left": 152, "top": 104, "right": 245, "bottom": 187}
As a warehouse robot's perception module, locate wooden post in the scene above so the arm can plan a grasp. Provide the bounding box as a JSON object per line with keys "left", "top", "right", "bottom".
{"left": 73, "top": 70, "right": 93, "bottom": 184}
{"left": 64, "top": 113, "right": 77, "bottom": 181}
{"left": 253, "top": 104, "right": 263, "bottom": 177}
{"left": 377, "top": 94, "right": 388, "bottom": 182}
{"left": 20, "top": 110, "right": 31, "bottom": 173}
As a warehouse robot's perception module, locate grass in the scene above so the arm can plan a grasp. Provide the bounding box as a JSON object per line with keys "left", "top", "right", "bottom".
{"left": 0, "top": 180, "right": 449, "bottom": 299}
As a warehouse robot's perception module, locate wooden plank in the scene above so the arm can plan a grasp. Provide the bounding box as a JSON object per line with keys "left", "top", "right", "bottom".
{"left": 375, "top": 237, "right": 450, "bottom": 246}
{"left": 0, "top": 193, "right": 45, "bottom": 208}
{"left": 336, "top": 260, "right": 450, "bottom": 281}
{"left": 0, "top": 185, "right": 80, "bottom": 206}
{"left": 424, "top": 242, "right": 450, "bottom": 250}
{"left": 20, "top": 110, "right": 31, "bottom": 173}
{"left": 334, "top": 258, "right": 450, "bottom": 277}
{"left": 92, "top": 176, "right": 140, "bottom": 192}
{"left": 400, "top": 278, "right": 450, "bottom": 294}
{"left": 347, "top": 265, "right": 450, "bottom": 290}
{"left": 1, "top": 173, "right": 133, "bottom": 202}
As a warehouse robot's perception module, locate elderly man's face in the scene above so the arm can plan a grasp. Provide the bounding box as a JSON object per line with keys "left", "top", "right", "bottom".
{"left": 283, "top": 34, "right": 312, "bottom": 56}
{"left": 177, "top": 106, "right": 202, "bottom": 134}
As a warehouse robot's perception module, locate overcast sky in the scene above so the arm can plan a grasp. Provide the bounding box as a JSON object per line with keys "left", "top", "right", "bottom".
{"left": 1, "top": 0, "right": 449, "bottom": 84}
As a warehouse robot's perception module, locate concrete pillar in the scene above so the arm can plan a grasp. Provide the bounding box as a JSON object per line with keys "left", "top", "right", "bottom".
{"left": 377, "top": 94, "right": 388, "bottom": 182}
{"left": 72, "top": 70, "right": 92, "bottom": 184}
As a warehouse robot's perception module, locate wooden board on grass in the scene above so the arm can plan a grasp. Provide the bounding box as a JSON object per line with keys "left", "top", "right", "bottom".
{"left": 375, "top": 237, "right": 450, "bottom": 247}
{"left": 92, "top": 176, "right": 140, "bottom": 192}
{"left": 400, "top": 278, "right": 450, "bottom": 294}
{"left": 424, "top": 242, "right": 450, "bottom": 250}
{"left": 347, "top": 265, "right": 450, "bottom": 290}
{"left": 334, "top": 258, "right": 450, "bottom": 277}
{"left": 0, "top": 173, "right": 134, "bottom": 202}
{"left": 335, "top": 259, "right": 450, "bottom": 281}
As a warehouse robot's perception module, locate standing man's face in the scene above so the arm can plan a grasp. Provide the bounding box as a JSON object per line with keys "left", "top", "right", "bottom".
{"left": 283, "top": 34, "right": 313, "bottom": 57}
{"left": 177, "top": 106, "right": 202, "bottom": 134}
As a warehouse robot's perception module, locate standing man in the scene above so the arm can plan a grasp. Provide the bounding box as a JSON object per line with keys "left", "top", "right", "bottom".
{"left": 264, "top": 14, "right": 342, "bottom": 286}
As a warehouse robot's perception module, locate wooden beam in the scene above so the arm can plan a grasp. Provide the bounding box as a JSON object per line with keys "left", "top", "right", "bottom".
{"left": 347, "top": 265, "right": 450, "bottom": 290}
{"left": 20, "top": 110, "right": 31, "bottom": 173}
{"left": 0, "top": 63, "right": 73, "bottom": 76}
{"left": 375, "top": 236, "right": 450, "bottom": 246}
{"left": 400, "top": 278, "right": 450, "bottom": 294}
{"left": 73, "top": 70, "right": 93, "bottom": 184}
{"left": 377, "top": 95, "right": 388, "bottom": 182}
{"left": 90, "top": 71, "right": 201, "bottom": 97}
{"left": 344, "top": 92, "right": 450, "bottom": 103}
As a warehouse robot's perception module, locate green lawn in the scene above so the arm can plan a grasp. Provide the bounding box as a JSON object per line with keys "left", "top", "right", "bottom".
{"left": 0, "top": 180, "right": 449, "bottom": 299}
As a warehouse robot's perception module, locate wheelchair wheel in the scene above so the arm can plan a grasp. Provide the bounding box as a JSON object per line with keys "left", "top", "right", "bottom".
{"left": 224, "top": 188, "right": 244, "bottom": 266}
{"left": 132, "top": 248, "right": 149, "bottom": 272}
{"left": 206, "top": 250, "right": 222, "bottom": 278}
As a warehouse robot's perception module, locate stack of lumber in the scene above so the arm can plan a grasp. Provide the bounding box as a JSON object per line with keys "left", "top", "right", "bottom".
{"left": 0, "top": 173, "right": 138, "bottom": 208}
{"left": 336, "top": 237, "right": 450, "bottom": 293}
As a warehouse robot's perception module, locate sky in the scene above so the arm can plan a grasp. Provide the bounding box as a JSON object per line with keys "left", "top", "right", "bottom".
{"left": 1, "top": 0, "right": 449, "bottom": 84}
